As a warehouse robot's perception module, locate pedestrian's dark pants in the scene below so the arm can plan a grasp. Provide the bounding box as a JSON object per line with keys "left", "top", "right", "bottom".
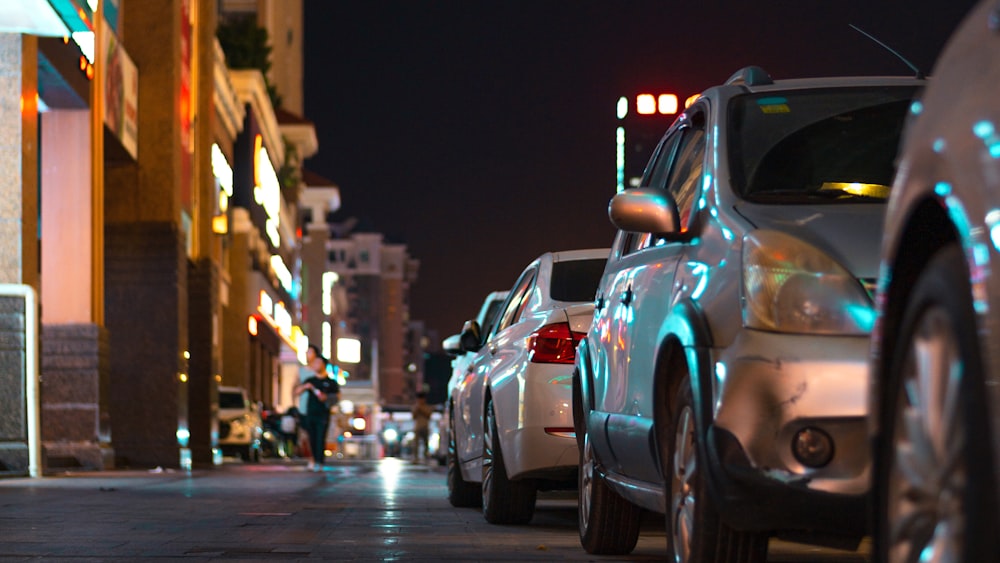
{"left": 302, "top": 415, "right": 329, "bottom": 465}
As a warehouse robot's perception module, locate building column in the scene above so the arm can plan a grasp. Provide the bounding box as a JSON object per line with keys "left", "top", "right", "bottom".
{"left": 39, "top": 108, "right": 113, "bottom": 471}
{"left": 0, "top": 34, "right": 41, "bottom": 476}
{"left": 104, "top": 0, "right": 189, "bottom": 469}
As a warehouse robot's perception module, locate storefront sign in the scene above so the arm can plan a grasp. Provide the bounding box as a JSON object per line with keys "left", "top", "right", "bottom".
{"left": 253, "top": 134, "right": 281, "bottom": 249}
{"left": 103, "top": 26, "right": 137, "bottom": 158}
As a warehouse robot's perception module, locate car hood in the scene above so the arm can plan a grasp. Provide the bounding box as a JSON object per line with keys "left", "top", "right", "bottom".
{"left": 219, "top": 408, "right": 253, "bottom": 421}
{"left": 732, "top": 203, "right": 885, "bottom": 278}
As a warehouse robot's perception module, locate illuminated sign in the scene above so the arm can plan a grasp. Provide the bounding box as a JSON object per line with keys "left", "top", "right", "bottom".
{"left": 323, "top": 321, "right": 332, "bottom": 360}
{"left": 273, "top": 301, "right": 291, "bottom": 337}
{"left": 212, "top": 144, "right": 233, "bottom": 196}
{"left": 253, "top": 134, "right": 281, "bottom": 248}
{"left": 256, "top": 289, "right": 291, "bottom": 338}
{"left": 337, "top": 337, "right": 361, "bottom": 364}
{"left": 270, "top": 255, "right": 292, "bottom": 293}
{"left": 322, "top": 271, "right": 339, "bottom": 315}
{"left": 258, "top": 290, "right": 273, "bottom": 317}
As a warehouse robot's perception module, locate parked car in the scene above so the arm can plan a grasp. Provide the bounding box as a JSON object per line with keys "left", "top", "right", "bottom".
{"left": 449, "top": 249, "right": 608, "bottom": 524}
{"left": 868, "top": 2, "right": 1000, "bottom": 561}
{"left": 218, "top": 386, "right": 263, "bottom": 462}
{"left": 441, "top": 290, "right": 510, "bottom": 471}
{"left": 573, "top": 67, "right": 925, "bottom": 559}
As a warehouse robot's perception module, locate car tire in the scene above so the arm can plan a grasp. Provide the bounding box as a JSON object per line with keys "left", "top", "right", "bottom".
{"left": 666, "top": 372, "right": 767, "bottom": 563}
{"left": 447, "top": 409, "right": 482, "bottom": 508}
{"left": 578, "top": 429, "right": 641, "bottom": 554}
{"left": 482, "top": 398, "right": 536, "bottom": 524}
{"left": 875, "top": 245, "right": 999, "bottom": 562}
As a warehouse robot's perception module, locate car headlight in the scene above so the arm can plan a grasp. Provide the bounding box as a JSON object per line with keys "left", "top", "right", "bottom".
{"left": 742, "top": 230, "right": 873, "bottom": 335}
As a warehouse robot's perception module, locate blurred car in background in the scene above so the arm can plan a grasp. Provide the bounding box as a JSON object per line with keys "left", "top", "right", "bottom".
{"left": 218, "top": 386, "right": 263, "bottom": 462}
{"left": 868, "top": 2, "right": 1000, "bottom": 561}
{"left": 441, "top": 290, "right": 509, "bottom": 469}
{"left": 573, "top": 67, "right": 924, "bottom": 559}
{"left": 450, "top": 249, "right": 608, "bottom": 524}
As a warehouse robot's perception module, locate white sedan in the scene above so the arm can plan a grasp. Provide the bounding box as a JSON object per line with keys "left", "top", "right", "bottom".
{"left": 449, "top": 248, "right": 608, "bottom": 524}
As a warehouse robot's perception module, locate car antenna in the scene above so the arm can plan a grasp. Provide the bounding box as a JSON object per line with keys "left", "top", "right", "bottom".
{"left": 849, "top": 24, "right": 925, "bottom": 79}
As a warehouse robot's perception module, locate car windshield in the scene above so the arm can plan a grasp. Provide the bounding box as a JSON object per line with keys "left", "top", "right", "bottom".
{"left": 728, "top": 87, "right": 917, "bottom": 203}
{"left": 550, "top": 258, "right": 606, "bottom": 302}
{"left": 219, "top": 392, "right": 244, "bottom": 409}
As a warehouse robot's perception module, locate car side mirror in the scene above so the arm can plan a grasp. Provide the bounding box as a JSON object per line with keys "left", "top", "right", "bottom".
{"left": 608, "top": 188, "right": 681, "bottom": 237}
{"left": 442, "top": 333, "right": 462, "bottom": 355}
{"left": 459, "top": 320, "right": 483, "bottom": 353}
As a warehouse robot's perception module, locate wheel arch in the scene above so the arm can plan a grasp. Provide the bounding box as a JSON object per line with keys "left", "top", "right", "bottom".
{"left": 573, "top": 339, "right": 594, "bottom": 449}
{"left": 875, "top": 196, "right": 959, "bottom": 427}
{"left": 651, "top": 299, "right": 714, "bottom": 481}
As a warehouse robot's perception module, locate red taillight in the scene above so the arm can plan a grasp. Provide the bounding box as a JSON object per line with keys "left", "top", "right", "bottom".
{"left": 528, "top": 323, "right": 584, "bottom": 364}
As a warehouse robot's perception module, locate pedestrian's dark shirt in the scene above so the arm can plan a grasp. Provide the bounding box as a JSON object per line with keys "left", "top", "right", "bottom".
{"left": 304, "top": 376, "right": 339, "bottom": 417}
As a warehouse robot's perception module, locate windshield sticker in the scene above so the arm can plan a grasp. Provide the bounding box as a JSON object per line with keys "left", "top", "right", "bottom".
{"left": 757, "top": 96, "right": 790, "bottom": 114}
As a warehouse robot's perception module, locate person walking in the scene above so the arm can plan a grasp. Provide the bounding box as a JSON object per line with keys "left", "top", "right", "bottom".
{"left": 294, "top": 355, "right": 339, "bottom": 471}
{"left": 411, "top": 392, "right": 434, "bottom": 463}
{"left": 295, "top": 344, "right": 321, "bottom": 459}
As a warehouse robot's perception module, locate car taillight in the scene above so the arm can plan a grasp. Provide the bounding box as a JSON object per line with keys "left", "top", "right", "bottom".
{"left": 528, "top": 322, "right": 584, "bottom": 364}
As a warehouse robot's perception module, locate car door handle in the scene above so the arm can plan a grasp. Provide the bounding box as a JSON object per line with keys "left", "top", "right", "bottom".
{"left": 621, "top": 286, "right": 633, "bottom": 306}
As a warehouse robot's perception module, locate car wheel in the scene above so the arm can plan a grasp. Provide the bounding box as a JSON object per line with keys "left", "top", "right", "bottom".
{"left": 876, "top": 245, "right": 999, "bottom": 562}
{"left": 447, "top": 409, "right": 482, "bottom": 508}
{"left": 482, "top": 397, "right": 536, "bottom": 524}
{"left": 578, "top": 428, "right": 641, "bottom": 554}
{"left": 667, "top": 373, "right": 767, "bottom": 563}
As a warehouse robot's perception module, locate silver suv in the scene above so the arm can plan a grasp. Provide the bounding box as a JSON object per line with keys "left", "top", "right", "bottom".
{"left": 573, "top": 67, "right": 924, "bottom": 560}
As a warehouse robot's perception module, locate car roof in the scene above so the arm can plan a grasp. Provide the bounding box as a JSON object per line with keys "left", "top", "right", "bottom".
{"left": 700, "top": 66, "right": 925, "bottom": 100}
{"left": 549, "top": 247, "right": 611, "bottom": 263}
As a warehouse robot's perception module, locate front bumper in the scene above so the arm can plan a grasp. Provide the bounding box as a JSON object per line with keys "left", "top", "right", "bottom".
{"left": 707, "top": 329, "right": 871, "bottom": 534}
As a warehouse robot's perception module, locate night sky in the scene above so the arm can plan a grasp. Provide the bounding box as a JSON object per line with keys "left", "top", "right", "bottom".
{"left": 302, "top": 1, "right": 979, "bottom": 342}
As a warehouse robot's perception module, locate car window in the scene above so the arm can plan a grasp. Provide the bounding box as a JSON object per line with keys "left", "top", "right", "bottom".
{"left": 550, "top": 258, "right": 607, "bottom": 302}
{"left": 641, "top": 131, "right": 683, "bottom": 189}
{"left": 219, "top": 392, "right": 244, "bottom": 409}
{"left": 728, "top": 87, "right": 917, "bottom": 203}
{"left": 664, "top": 123, "right": 706, "bottom": 232}
{"left": 481, "top": 299, "right": 506, "bottom": 337}
{"left": 621, "top": 232, "right": 652, "bottom": 256}
{"left": 496, "top": 269, "right": 536, "bottom": 333}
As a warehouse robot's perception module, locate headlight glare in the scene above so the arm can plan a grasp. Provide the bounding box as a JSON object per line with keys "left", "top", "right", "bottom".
{"left": 742, "top": 230, "right": 873, "bottom": 334}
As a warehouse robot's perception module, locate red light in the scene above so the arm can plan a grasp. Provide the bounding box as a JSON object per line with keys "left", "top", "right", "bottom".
{"left": 636, "top": 94, "right": 657, "bottom": 115}
{"left": 658, "top": 94, "right": 678, "bottom": 114}
{"left": 528, "top": 323, "right": 584, "bottom": 364}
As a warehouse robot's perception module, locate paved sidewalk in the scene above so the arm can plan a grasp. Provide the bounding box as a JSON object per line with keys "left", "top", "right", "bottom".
{"left": 0, "top": 458, "right": 868, "bottom": 562}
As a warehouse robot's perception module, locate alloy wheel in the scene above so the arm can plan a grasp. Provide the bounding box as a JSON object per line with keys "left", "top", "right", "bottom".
{"left": 670, "top": 404, "right": 697, "bottom": 563}
{"left": 888, "top": 304, "right": 965, "bottom": 563}
{"left": 579, "top": 433, "right": 595, "bottom": 531}
{"left": 482, "top": 402, "right": 496, "bottom": 505}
